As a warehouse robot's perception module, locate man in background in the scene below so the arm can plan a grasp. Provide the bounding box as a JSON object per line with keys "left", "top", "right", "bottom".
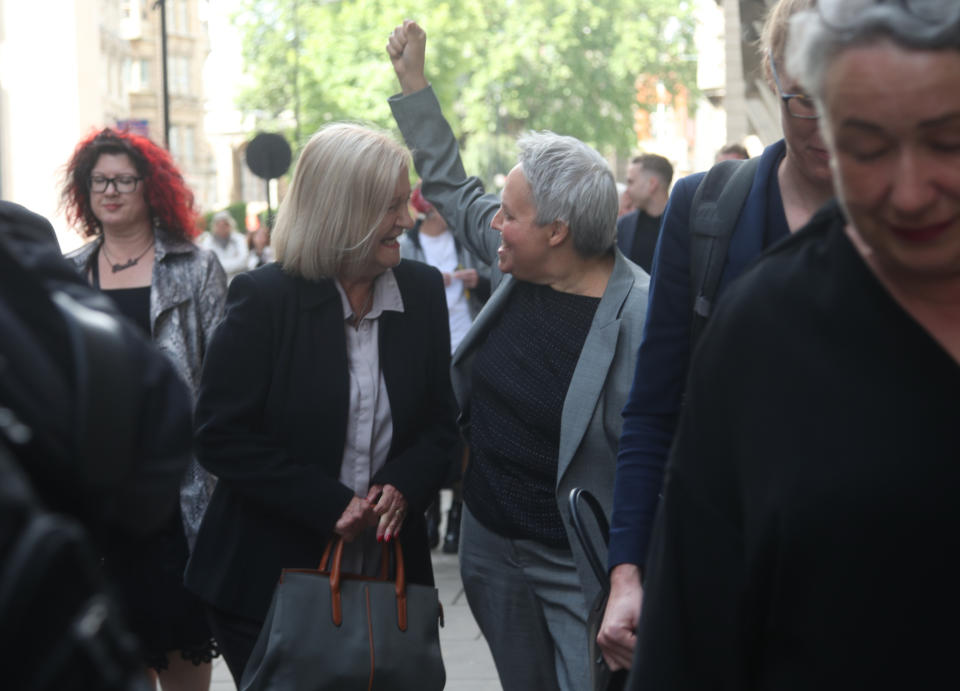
{"left": 715, "top": 142, "right": 750, "bottom": 162}
{"left": 615, "top": 154, "right": 673, "bottom": 273}
{"left": 200, "top": 211, "right": 249, "bottom": 283}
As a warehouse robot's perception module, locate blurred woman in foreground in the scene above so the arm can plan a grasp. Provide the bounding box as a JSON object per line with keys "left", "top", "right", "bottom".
{"left": 633, "top": 1, "right": 960, "bottom": 687}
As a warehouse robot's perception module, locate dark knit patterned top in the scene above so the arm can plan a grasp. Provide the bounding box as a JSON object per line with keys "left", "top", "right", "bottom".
{"left": 464, "top": 280, "right": 600, "bottom": 547}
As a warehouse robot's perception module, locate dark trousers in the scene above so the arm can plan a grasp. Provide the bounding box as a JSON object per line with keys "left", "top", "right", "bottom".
{"left": 204, "top": 605, "right": 264, "bottom": 685}
{"left": 459, "top": 505, "right": 590, "bottom": 691}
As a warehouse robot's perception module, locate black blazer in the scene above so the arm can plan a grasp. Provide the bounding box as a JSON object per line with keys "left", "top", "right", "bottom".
{"left": 184, "top": 260, "right": 458, "bottom": 621}
{"left": 615, "top": 209, "right": 640, "bottom": 260}
{"left": 615, "top": 209, "right": 660, "bottom": 274}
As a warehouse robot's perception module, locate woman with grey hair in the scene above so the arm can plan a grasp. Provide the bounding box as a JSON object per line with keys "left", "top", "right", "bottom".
{"left": 183, "top": 122, "right": 459, "bottom": 684}
{"left": 388, "top": 21, "right": 649, "bottom": 691}
{"left": 199, "top": 210, "right": 249, "bottom": 284}
{"left": 631, "top": 1, "right": 960, "bottom": 687}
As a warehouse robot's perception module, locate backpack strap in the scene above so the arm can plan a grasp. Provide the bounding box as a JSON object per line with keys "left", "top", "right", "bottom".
{"left": 688, "top": 156, "right": 761, "bottom": 348}
{"left": 0, "top": 445, "right": 144, "bottom": 691}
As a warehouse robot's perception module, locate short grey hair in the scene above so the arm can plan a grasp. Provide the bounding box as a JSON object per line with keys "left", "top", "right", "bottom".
{"left": 516, "top": 131, "right": 618, "bottom": 258}
{"left": 211, "top": 210, "right": 237, "bottom": 232}
{"left": 272, "top": 123, "right": 409, "bottom": 280}
{"left": 787, "top": 0, "right": 960, "bottom": 102}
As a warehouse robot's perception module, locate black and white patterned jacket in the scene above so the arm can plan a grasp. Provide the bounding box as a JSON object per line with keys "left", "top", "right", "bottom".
{"left": 66, "top": 227, "right": 226, "bottom": 545}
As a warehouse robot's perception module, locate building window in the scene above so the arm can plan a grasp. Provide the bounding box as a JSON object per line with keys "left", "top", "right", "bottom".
{"left": 125, "top": 58, "right": 151, "bottom": 92}
{"left": 169, "top": 56, "right": 190, "bottom": 95}
{"left": 138, "top": 59, "right": 150, "bottom": 90}
{"left": 183, "top": 126, "right": 195, "bottom": 166}
{"left": 169, "top": 125, "right": 181, "bottom": 159}
{"left": 167, "top": 125, "right": 195, "bottom": 167}
{"left": 165, "top": 0, "right": 190, "bottom": 34}
{"left": 178, "top": 0, "right": 189, "bottom": 34}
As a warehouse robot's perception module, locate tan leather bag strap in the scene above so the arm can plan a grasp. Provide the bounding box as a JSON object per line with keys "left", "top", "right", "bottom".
{"left": 393, "top": 540, "right": 407, "bottom": 631}
{"left": 329, "top": 538, "right": 345, "bottom": 626}
{"left": 320, "top": 537, "right": 408, "bottom": 629}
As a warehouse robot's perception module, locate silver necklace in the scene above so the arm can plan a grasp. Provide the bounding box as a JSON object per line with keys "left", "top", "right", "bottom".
{"left": 102, "top": 238, "right": 153, "bottom": 273}
{"left": 348, "top": 289, "right": 375, "bottom": 329}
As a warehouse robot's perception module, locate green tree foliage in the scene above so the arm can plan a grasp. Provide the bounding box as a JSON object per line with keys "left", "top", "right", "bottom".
{"left": 234, "top": 0, "right": 696, "bottom": 183}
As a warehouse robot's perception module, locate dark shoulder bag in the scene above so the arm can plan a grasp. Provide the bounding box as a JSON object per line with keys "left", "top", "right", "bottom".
{"left": 568, "top": 488, "right": 628, "bottom": 691}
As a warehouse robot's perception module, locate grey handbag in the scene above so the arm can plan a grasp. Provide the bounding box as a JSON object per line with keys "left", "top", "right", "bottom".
{"left": 240, "top": 538, "right": 445, "bottom": 691}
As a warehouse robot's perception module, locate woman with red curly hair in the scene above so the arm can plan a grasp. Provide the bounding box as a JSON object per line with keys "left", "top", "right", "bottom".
{"left": 62, "top": 127, "right": 226, "bottom": 690}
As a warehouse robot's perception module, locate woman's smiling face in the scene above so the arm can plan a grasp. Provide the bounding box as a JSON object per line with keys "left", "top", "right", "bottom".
{"left": 362, "top": 166, "right": 413, "bottom": 277}
{"left": 824, "top": 42, "right": 960, "bottom": 280}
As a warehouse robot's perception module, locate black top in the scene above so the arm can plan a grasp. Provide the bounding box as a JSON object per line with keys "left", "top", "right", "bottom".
{"left": 104, "top": 286, "right": 151, "bottom": 336}
{"left": 464, "top": 281, "right": 600, "bottom": 547}
{"left": 615, "top": 210, "right": 662, "bottom": 273}
{"left": 633, "top": 201, "right": 960, "bottom": 690}
{"left": 761, "top": 145, "right": 790, "bottom": 248}
{"left": 628, "top": 211, "right": 661, "bottom": 272}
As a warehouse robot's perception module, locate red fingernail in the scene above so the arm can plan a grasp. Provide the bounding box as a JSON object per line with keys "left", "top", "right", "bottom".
{"left": 377, "top": 535, "right": 383, "bottom": 543}
{"left": 385, "top": 533, "right": 392, "bottom": 542}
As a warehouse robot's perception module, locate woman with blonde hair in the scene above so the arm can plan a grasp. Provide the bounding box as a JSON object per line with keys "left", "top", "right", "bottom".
{"left": 184, "top": 123, "right": 459, "bottom": 683}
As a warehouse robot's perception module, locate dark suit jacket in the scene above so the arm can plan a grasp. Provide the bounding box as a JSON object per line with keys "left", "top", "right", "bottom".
{"left": 615, "top": 209, "right": 661, "bottom": 274}
{"left": 184, "top": 260, "right": 458, "bottom": 621}
{"left": 616, "top": 210, "right": 639, "bottom": 259}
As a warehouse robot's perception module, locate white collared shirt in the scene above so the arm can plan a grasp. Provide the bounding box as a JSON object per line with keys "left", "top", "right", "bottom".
{"left": 333, "top": 269, "right": 404, "bottom": 574}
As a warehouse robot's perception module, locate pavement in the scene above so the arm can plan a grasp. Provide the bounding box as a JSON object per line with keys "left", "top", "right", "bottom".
{"left": 210, "top": 491, "right": 502, "bottom": 690}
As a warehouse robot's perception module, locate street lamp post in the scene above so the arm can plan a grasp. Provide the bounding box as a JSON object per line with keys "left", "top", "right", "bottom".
{"left": 153, "top": 0, "right": 171, "bottom": 149}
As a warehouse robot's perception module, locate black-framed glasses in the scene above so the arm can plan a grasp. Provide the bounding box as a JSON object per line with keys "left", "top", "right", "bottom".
{"left": 89, "top": 174, "right": 142, "bottom": 194}
{"left": 818, "top": 0, "right": 959, "bottom": 30}
{"left": 769, "top": 53, "right": 819, "bottom": 120}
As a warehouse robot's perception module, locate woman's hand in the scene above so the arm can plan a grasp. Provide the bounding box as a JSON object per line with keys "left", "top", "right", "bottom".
{"left": 334, "top": 495, "right": 378, "bottom": 542}
{"left": 367, "top": 484, "right": 409, "bottom": 542}
{"left": 453, "top": 268, "right": 479, "bottom": 289}
{"left": 387, "top": 20, "right": 429, "bottom": 95}
{"left": 597, "top": 564, "right": 643, "bottom": 670}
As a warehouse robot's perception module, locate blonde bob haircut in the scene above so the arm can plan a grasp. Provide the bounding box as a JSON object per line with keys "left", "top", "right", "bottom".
{"left": 272, "top": 122, "right": 410, "bottom": 280}
{"left": 760, "top": 0, "right": 816, "bottom": 87}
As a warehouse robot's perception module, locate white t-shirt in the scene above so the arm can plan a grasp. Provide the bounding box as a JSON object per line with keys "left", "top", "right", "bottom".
{"left": 419, "top": 231, "right": 473, "bottom": 354}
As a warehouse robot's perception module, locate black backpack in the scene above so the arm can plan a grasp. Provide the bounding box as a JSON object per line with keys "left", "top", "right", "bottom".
{"left": 0, "top": 442, "right": 149, "bottom": 691}
{"left": 0, "top": 228, "right": 149, "bottom": 690}
{"left": 688, "top": 156, "right": 761, "bottom": 348}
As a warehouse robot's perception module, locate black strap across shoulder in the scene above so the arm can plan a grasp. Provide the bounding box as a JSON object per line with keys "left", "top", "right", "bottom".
{"left": 688, "top": 156, "right": 761, "bottom": 349}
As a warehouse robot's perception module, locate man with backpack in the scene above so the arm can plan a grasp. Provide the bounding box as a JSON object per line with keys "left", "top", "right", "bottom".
{"left": 597, "top": 0, "right": 835, "bottom": 673}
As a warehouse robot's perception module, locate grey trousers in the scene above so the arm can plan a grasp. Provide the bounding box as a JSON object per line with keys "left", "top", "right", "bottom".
{"left": 459, "top": 505, "right": 590, "bottom": 691}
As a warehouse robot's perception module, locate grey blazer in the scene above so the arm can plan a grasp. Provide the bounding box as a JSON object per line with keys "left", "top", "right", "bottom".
{"left": 66, "top": 228, "right": 226, "bottom": 545}
{"left": 390, "top": 86, "right": 650, "bottom": 608}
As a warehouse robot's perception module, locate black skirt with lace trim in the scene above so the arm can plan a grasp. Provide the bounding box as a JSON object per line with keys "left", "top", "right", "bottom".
{"left": 102, "top": 508, "right": 220, "bottom": 671}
